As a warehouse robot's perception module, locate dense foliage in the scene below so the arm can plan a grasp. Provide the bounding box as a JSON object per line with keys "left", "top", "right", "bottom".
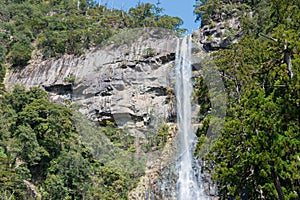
{"left": 194, "top": 0, "right": 300, "bottom": 199}
{"left": 0, "top": 85, "right": 143, "bottom": 199}
{"left": 0, "top": 86, "right": 172, "bottom": 199}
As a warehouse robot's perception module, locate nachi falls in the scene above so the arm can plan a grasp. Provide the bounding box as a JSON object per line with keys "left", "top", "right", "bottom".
{"left": 7, "top": 28, "right": 219, "bottom": 199}
{"left": 175, "top": 35, "right": 209, "bottom": 200}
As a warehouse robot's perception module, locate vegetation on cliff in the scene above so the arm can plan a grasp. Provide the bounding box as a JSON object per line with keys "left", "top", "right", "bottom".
{"left": 0, "top": 85, "right": 140, "bottom": 199}
{"left": 194, "top": 0, "right": 300, "bottom": 199}
{"left": 0, "top": 0, "right": 185, "bottom": 91}
{"left": 0, "top": 85, "right": 173, "bottom": 199}
{"left": 0, "top": 0, "right": 182, "bottom": 199}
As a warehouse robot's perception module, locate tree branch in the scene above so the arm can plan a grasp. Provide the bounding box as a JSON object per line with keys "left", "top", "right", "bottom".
{"left": 259, "top": 33, "right": 278, "bottom": 42}
{"left": 259, "top": 33, "right": 293, "bottom": 79}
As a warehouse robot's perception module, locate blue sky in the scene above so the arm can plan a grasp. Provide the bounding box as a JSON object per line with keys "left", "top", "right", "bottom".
{"left": 98, "top": 0, "right": 200, "bottom": 33}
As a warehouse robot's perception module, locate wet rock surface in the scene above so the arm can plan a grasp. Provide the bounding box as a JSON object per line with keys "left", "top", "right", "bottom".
{"left": 128, "top": 124, "right": 178, "bottom": 200}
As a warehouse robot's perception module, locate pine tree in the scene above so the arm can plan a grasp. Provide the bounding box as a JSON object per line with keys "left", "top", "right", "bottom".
{"left": 194, "top": 0, "right": 300, "bottom": 198}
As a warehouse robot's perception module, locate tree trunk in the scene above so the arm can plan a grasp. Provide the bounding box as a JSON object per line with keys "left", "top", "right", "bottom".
{"left": 284, "top": 40, "right": 293, "bottom": 79}
{"left": 259, "top": 34, "right": 293, "bottom": 79}
{"left": 271, "top": 166, "right": 285, "bottom": 200}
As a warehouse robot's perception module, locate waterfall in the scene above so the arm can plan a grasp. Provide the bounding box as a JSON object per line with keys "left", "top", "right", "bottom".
{"left": 175, "top": 35, "right": 209, "bottom": 200}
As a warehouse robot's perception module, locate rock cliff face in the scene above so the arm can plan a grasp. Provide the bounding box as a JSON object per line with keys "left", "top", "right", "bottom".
{"left": 193, "top": 9, "right": 243, "bottom": 52}
{"left": 7, "top": 29, "right": 178, "bottom": 136}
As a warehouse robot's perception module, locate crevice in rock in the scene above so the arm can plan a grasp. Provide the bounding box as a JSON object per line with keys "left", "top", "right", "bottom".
{"left": 146, "top": 86, "right": 167, "bottom": 96}
{"left": 129, "top": 113, "right": 151, "bottom": 126}
{"left": 130, "top": 114, "right": 144, "bottom": 123}
{"left": 44, "top": 84, "right": 72, "bottom": 95}
{"left": 159, "top": 53, "right": 175, "bottom": 64}
{"left": 95, "top": 109, "right": 116, "bottom": 126}
{"left": 144, "top": 53, "right": 176, "bottom": 65}
{"left": 43, "top": 84, "right": 73, "bottom": 101}
{"left": 95, "top": 86, "right": 113, "bottom": 97}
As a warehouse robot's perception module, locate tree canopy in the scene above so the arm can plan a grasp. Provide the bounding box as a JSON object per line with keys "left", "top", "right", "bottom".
{"left": 194, "top": 0, "right": 300, "bottom": 199}
{"left": 0, "top": 85, "right": 142, "bottom": 199}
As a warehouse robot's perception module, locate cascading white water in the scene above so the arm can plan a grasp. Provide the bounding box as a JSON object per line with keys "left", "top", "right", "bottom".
{"left": 175, "top": 35, "right": 209, "bottom": 200}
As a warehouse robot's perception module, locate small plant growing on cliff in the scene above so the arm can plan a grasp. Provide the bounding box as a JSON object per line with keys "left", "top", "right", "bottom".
{"left": 166, "top": 87, "right": 173, "bottom": 95}
{"left": 64, "top": 73, "right": 76, "bottom": 84}
{"left": 166, "top": 87, "right": 175, "bottom": 102}
{"left": 207, "top": 35, "right": 213, "bottom": 42}
{"left": 209, "top": 20, "right": 217, "bottom": 28}
{"left": 143, "top": 123, "right": 171, "bottom": 151}
{"left": 143, "top": 47, "right": 156, "bottom": 58}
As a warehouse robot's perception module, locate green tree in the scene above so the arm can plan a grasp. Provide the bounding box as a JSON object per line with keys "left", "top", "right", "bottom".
{"left": 194, "top": 0, "right": 300, "bottom": 199}
{"left": 43, "top": 150, "right": 92, "bottom": 199}
{"left": 8, "top": 43, "right": 32, "bottom": 67}
{"left": 0, "top": 85, "right": 143, "bottom": 199}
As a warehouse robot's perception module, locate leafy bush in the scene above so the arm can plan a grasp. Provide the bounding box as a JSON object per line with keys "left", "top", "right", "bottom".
{"left": 64, "top": 73, "right": 76, "bottom": 83}
{"left": 8, "top": 43, "right": 32, "bottom": 67}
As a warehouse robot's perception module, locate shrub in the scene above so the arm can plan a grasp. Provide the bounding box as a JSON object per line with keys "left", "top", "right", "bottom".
{"left": 9, "top": 43, "right": 32, "bottom": 67}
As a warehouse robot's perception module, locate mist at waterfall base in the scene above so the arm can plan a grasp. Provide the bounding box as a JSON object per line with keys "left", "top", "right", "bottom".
{"left": 175, "top": 35, "right": 209, "bottom": 200}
